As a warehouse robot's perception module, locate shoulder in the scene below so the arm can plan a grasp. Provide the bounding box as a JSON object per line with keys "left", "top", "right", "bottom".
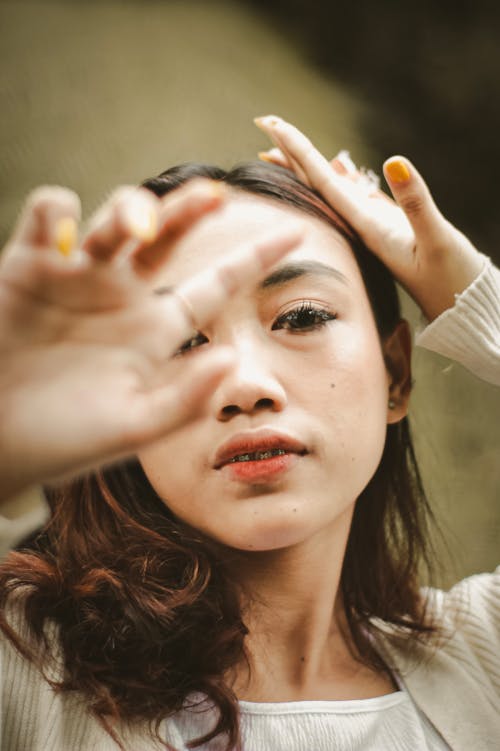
{"left": 437, "top": 565, "right": 500, "bottom": 629}
{"left": 378, "top": 567, "right": 500, "bottom": 696}
{"left": 0, "top": 595, "right": 180, "bottom": 750}
{"left": 378, "top": 569, "right": 500, "bottom": 749}
{"left": 432, "top": 566, "right": 500, "bottom": 670}
{"left": 0, "top": 594, "right": 63, "bottom": 749}
{"left": 0, "top": 590, "right": 64, "bottom": 710}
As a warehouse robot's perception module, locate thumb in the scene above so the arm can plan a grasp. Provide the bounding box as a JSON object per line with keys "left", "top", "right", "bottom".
{"left": 383, "top": 156, "right": 448, "bottom": 248}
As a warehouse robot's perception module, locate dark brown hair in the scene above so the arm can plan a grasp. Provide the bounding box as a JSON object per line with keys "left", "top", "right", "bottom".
{"left": 0, "top": 162, "right": 440, "bottom": 750}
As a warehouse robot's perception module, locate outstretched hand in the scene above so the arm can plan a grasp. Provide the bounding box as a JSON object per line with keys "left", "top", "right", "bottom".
{"left": 255, "top": 116, "right": 484, "bottom": 322}
{"left": 0, "top": 180, "right": 302, "bottom": 500}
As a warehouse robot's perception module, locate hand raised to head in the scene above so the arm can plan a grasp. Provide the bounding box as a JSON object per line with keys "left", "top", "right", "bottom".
{"left": 255, "top": 115, "right": 484, "bottom": 322}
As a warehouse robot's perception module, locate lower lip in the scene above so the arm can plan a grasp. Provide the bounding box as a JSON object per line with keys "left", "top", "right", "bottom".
{"left": 221, "top": 452, "right": 300, "bottom": 482}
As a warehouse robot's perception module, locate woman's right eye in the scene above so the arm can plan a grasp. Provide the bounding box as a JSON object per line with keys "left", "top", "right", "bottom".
{"left": 175, "top": 332, "right": 209, "bottom": 356}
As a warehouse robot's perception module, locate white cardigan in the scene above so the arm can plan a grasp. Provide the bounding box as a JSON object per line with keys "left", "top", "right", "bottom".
{"left": 1, "top": 257, "right": 499, "bottom": 751}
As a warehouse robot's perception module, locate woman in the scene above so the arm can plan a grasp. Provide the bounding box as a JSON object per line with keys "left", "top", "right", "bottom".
{"left": 0, "top": 117, "right": 498, "bottom": 750}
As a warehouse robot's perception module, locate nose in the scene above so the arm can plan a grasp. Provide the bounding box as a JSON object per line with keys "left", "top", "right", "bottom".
{"left": 213, "top": 341, "right": 287, "bottom": 421}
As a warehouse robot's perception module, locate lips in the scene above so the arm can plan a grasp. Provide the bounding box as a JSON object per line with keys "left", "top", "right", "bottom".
{"left": 213, "top": 430, "right": 308, "bottom": 470}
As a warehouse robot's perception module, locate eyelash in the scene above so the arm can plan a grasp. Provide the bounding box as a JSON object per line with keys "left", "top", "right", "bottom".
{"left": 272, "top": 302, "right": 337, "bottom": 332}
{"left": 175, "top": 302, "right": 337, "bottom": 355}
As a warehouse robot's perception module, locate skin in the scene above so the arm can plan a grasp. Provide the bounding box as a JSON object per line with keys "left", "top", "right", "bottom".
{"left": 256, "top": 116, "right": 484, "bottom": 322}
{"left": 138, "top": 194, "right": 412, "bottom": 701}
{"left": 0, "top": 181, "right": 301, "bottom": 502}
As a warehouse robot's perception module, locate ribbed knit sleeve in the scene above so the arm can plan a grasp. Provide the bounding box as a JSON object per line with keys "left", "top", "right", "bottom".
{"left": 442, "top": 566, "right": 500, "bottom": 698}
{"left": 0, "top": 602, "right": 173, "bottom": 750}
{"left": 375, "top": 567, "right": 500, "bottom": 751}
{"left": 415, "top": 255, "right": 500, "bottom": 385}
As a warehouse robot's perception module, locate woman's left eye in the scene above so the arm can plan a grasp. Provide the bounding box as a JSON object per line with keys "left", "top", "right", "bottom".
{"left": 272, "top": 303, "right": 337, "bottom": 332}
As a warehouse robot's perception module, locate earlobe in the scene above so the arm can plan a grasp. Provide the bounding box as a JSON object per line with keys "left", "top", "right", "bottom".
{"left": 383, "top": 319, "right": 412, "bottom": 424}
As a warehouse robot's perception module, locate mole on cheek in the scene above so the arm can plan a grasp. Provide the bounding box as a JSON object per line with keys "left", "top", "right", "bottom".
{"left": 330, "top": 383, "right": 336, "bottom": 388}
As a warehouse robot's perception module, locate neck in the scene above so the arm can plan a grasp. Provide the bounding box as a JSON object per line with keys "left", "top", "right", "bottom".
{"left": 225, "top": 504, "right": 380, "bottom": 701}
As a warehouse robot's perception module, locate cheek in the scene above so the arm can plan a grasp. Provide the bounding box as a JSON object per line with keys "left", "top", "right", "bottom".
{"left": 138, "top": 431, "right": 201, "bottom": 518}
{"left": 309, "top": 330, "right": 389, "bottom": 473}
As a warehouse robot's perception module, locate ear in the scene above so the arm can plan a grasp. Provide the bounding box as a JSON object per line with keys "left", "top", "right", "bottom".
{"left": 383, "top": 319, "right": 412, "bottom": 424}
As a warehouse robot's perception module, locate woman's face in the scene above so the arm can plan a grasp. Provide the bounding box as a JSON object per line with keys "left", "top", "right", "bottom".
{"left": 138, "top": 193, "right": 396, "bottom": 552}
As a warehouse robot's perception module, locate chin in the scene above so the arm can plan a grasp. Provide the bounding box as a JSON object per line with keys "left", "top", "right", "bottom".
{"left": 220, "top": 517, "right": 317, "bottom": 553}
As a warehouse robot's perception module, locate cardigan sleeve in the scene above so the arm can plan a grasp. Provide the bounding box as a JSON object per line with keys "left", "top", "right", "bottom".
{"left": 437, "top": 566, "right": 500, "bottom": 699}
{"left": 415, "top": 255, "right": 500, "bottom": 386}
{"left": 378, "top": 568, "right": 500, "bottom": 751}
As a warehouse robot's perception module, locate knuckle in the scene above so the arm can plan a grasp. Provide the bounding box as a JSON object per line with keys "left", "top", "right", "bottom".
{"left": 399, "top": 192, "right": 425, "bottom": 217}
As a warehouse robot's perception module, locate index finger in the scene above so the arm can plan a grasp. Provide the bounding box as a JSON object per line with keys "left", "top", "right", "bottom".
{"left": 156, "top": 225, "right": 304, "bottom": 354}
{"left": 254, "top": 116, "right": 366, "bottom": 225}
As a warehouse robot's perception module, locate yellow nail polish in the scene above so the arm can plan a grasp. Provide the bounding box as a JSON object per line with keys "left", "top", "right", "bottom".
{"left": 55, "top": 217, "right": 77, "bottom": 257}
{"left": 385, "top": 160, "right": 410, "bottom": 183}
{"left": 128, "top": 205, "right": 158, "bottom": 241}
{"left": 258, "top": 151, "right": 275, "bottom": 163}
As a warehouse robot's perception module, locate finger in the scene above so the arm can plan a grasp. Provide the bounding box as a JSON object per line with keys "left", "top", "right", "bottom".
{"left": 131, "top": 179, "right": 226, "bottom": 276}
{"left": 152, "top": 224, "right": 304, "bottom": 356}
{"left": 255, "top": 116, "right": 366, "bottom": 223}
{"left": 129, "top": 347, "right": 236, "bottom": 443}
{"left": 83, "top": 187, "right": 160, "bottom": 261}
{"left": 7, "top": 186, "right": 81, "bottom": 258}
{"left": 330, "top": 150, "right": 358, "bottom": 179}
{"left": 383, "top": 155, "right": 484, "bottom": 314}
{"left": 175, "top": 224, "right": 304, "bottom": 331}
{"left": 330, "top": 157, "right": 349, "bottom": 176}
{"left": 258, "top": 147, "right": 291, "bottom": 169}
{"left": 254, "top": 116, "right": 311, "bottom": 185}
{"left": 271, "top": 141, "right": 311, "bottom": 186}
{"left": 383, "top": 157, "right": 447, "bottom": 248}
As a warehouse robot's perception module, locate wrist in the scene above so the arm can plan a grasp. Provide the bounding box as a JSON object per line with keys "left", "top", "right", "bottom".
{"left": 415, "top": 234, "right": 485, "bottom": 322}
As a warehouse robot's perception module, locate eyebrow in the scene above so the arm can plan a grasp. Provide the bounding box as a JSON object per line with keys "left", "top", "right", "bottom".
{"left": 259, "top": 261, "right": 350, "bottom": 290}
{"left": 153, "top": 261, "right": 349, "bottom": 297}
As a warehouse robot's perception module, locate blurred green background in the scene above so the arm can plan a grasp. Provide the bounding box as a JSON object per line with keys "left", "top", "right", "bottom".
{"left": 0, "top": 0, "right": 498, "bottom": 584}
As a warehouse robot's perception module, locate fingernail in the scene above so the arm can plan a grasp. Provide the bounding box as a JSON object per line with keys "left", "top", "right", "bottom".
{"left": 127, "top": 202, "right": 158, "bottom": 241}
{"left": 55, "top": 217, "right": 77, "bottom": 257}
{"left": 335, "top": 150, "right": 357, "bottom": 175}
{"left": 385, "top": 159, "right": 410, "bottom": 184}
{"left": 258, "top": 151, "right": 275, "bottom": 163}
{"left": 254, "top": 115, "right": 281, "bottom": 129}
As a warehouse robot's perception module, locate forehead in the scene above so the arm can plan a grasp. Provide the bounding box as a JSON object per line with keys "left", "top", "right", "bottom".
{"left": 159, "top": 192, "right": 364, "bottom": 288}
